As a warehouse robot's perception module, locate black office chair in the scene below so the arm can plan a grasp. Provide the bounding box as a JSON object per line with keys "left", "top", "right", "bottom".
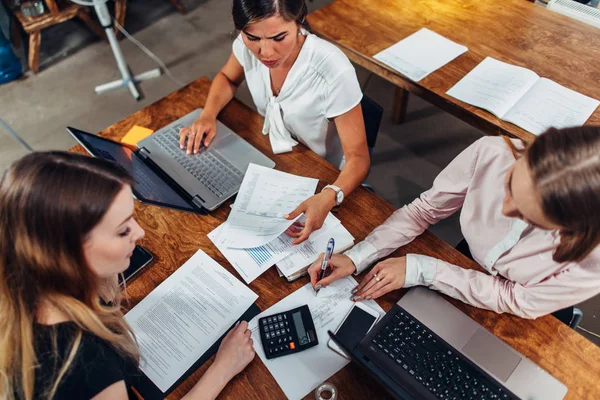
{"left": 360, "top": 95, "right": 383, "bottom": 193}
{"left": 454, "top": 239, "right": 583, "bottom": 330}
{"left": 361, "top": 95, "right": 383, "bottom": 155}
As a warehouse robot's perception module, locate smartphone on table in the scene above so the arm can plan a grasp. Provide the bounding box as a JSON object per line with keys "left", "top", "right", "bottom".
{"left": 328, "top": 301, "right": 381, "bottom": 359}
{"left": 119, "top": 245, "right": 154, "bottom": 286}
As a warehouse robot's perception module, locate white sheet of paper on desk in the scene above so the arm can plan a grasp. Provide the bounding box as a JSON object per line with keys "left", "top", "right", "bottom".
{"left": 503, "top": 78, "right": 600, "bottom": 135}
{"left": 373, "top": 28, "right": 468, "bottom": 82}
{"left": 248, "top": 277, "right": 384, "bottom": 400}
{"left": 446, "top": 57, "right": 540, "bottom": 118}
{"left": 277, "top": 217, "right": 355, "bottom": 278}
{"left": 124, "top": 249, "right": 258, "bottom": 393}
{"left": 208, "top": 213, "right": 343, "bottom": 284}
{"left": 216, "top": 163, "right": 318, "bottom": 249}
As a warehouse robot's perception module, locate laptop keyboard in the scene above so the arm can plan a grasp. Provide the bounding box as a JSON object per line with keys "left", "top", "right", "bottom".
{"left": 152, "top": 124, "right": 244, "bottom": 198}
{"left": 371, "top": 309, "right": 518, "bottom": 400}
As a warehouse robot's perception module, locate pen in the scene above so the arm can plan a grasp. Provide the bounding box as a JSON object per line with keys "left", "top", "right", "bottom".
{"left": 315, "top": 238, "right": 335, "bottom": 296}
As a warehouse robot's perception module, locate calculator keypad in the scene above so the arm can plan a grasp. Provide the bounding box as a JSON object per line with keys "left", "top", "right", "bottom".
{"left": 260, "top": 313, "right": 295, "bottom": 357}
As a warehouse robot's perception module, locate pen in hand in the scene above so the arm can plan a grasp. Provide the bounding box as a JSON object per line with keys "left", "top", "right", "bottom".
{"left": 315, "top": 238, "right": 335, "bottom": 296}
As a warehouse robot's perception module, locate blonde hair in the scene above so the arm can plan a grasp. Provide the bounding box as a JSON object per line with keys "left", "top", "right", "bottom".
{"left": 503, "top": 126, "right": 600, "bottom": 262}
{"left": 0, "top": 152, "right": 139, "bottom": 400}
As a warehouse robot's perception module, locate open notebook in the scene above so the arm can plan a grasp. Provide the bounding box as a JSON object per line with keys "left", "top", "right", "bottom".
{"left": 447, "top": 57, "right": 599, "bottom": 135}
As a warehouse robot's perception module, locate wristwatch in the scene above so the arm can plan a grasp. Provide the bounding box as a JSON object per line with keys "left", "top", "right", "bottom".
{"left": 322, "top": 184, "right": 344, "bottom": 206}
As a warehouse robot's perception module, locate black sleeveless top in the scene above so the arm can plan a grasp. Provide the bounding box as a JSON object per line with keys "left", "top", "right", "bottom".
{"left": 32, "top": 322, "right": 140, "bottom": 399}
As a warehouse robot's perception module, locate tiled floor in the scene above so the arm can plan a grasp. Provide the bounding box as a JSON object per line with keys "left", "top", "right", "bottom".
{"left": 1, "top": 0, "right": 598, "bottom": 345}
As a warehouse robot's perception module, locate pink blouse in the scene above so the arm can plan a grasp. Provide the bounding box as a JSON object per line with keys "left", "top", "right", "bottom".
{"left": 345, "top": 137, "right": 600, "bottom": 319}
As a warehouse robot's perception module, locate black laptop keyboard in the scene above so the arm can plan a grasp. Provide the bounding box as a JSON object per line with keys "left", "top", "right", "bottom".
{"left": 371, "top": 310, "right": 518, "bottom": 400}
{"left": 152, "top": 124, "right": 244, "bottom": 198}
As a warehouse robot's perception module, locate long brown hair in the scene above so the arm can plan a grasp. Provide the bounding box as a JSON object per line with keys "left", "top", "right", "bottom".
{"left": 504, "top": 126, "right": 600, "bottom": 263}
{"left": 232, "top": 0, "right": 311, "bottom": 32}
{"left": 0, "top": 152, "right": 139, "bottom": 400}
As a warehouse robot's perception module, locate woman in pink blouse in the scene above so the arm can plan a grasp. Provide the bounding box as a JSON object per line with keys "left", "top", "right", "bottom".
{"left": 308, "top": 126, "right": 600, "bottom": 319}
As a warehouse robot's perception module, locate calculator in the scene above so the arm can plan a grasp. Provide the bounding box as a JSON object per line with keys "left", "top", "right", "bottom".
{"left": 259, "top": 305, "right": 318, "bottom": 359}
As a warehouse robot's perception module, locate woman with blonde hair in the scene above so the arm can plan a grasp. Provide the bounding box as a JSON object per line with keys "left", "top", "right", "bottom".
{"left": 0, "top": 152, "right": 255, "bottom": 399}
{"left": 308, "top": 126, "right": 600, "bottom": 319}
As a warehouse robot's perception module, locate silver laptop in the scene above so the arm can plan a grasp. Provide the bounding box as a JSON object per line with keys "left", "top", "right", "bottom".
{"left": 331, "top": 287, "right": 567, "bottom": 400}
{"left": 67, "top": 109, "right": 274, "bottom": 213}
{"left": 135, "top": 108, "right": 275, "bottom": 210}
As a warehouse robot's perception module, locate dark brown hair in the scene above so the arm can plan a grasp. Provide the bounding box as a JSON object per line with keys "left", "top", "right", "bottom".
{"left": 523, "top": 126, "right": 600, "bottom": 263}
{"left": 232, "top": 0, "right": 310, "bottom": 31}
{"left": 0, "top": 152, "right": 139, "bottom": 400}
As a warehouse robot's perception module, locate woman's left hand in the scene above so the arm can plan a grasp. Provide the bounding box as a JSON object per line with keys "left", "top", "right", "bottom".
{"left": 352, "top": 257, "right": 407, "bottom": 301}
{"left": 284, "top": 191, "right": 336, "bottom": 245}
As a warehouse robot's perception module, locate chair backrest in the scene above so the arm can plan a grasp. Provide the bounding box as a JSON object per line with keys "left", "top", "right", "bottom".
{"left": 360, "top": 95, "right": 383, "bottom": 151}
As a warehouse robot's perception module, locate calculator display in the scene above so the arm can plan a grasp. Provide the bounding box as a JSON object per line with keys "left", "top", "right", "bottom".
{"left": 292, "top": 311, "right": 309, "bottom": 345}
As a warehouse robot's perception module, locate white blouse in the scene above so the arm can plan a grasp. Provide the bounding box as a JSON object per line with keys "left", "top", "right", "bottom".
{"left": 232, "top": 32, "right": 363, "bottom": 169}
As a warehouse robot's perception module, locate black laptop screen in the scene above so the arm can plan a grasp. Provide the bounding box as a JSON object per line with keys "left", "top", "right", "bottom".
{"left": 68, "top": 128, "right": 196, "bottom": 212}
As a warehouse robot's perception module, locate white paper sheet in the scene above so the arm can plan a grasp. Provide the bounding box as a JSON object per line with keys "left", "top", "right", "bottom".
{"left": 209, "top": 213, "right": 345, "bottom": 284}
{"left": 446, "top": 57, "right": 540, "bottom": 118}
{"left": 277, "top": 220, "right": 355, "bottom": 278}
{"left": 124, "top": 250, "right": 258, "bottom": 392}
{"left": 249, "top": 277, "right": 384, "bottom": 400}
{"left": 504, "top": 78, "right": 600, "bottom": 135}
{"left": 216, "top": 164, "right": 318, "bottom": 248}
{"left": 373, "top": 28, "right": 468, "bottom": 82}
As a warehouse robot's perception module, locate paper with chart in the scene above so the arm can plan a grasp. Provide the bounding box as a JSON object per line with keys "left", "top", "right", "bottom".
{"left": 216, "top": 164, "right": 318, "bottom": 249}
{"left": 248, "top": 277, "right": 384, "bottom": 400}
{"left": 446, "top": 57, "right": 599, "bottom": 135}
{"left": 503, "top": 78, "right": 600, "bottom": 135}
{"left": 277, "top": 219, "right": 355, "bottom": 278}
{"left": 124, "top": 249, "right": 258, "bottom": 392}
{"left": 446, "top": 57, "right": 540, "bottom": 118}
{"left": 373, "top": 28, "right": 468, "bottom": 82}
{"left": 209, "top": 213, "right": 349, "bottom": 284}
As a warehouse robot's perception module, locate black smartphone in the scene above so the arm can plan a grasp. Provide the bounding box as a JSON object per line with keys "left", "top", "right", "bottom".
{"left": 119, "top": 245, "right": 154, "bottom": 286}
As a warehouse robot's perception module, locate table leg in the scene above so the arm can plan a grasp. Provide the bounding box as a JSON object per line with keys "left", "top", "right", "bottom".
{"left": 28, "top": 31, "right": 41, "bottom": 74}
{"left": 392, "top": 86, "right": 409, "bottom": 124}
{"left": 114, "top": 0, "right": 127, "bottom": 39}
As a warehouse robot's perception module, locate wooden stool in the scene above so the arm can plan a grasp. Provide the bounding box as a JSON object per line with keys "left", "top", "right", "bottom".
{"left": 7, "top": 0, "right": 106, "bottom": 73}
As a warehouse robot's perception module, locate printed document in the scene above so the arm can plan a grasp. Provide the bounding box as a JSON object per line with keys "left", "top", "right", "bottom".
{"left": 216, "top": 164, "right": 318, "bottom": 248}
{"left": 374, "top": 28, "right": 468, "bottom": 82}
{"left": 209, "top": 213, "right": 349, "bottom": 284}
{"left": 249, "top": 277, "right": 384, "bottom": 400}
{"left": 447, "top": 57, "right": 599, "bottom": 134}
{"left": 125, "top": 250, "right": 258, "bottom": 392}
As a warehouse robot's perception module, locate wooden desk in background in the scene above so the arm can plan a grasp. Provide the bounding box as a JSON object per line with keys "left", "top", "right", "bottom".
{"left": 71, "top": 77, "right": 600, "bottom": 399}
{"left": 308, "top": 0, "right": 600, "bottom": 143}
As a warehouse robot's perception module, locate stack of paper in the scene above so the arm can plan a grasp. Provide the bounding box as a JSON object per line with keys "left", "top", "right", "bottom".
{"left": 214, "top": 163, "right": 319, "bottom": 249}
{"left": 373, "top": 28, "right": 468, "bottom": 82}
{"left": 249, "top": 277, "right": 384, "bottom": 400}
{"left": 209, "top": 213, "right": 354, "bottom": 284}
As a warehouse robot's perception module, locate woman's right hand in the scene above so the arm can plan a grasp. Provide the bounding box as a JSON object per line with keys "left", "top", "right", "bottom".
{"left": 212, "top": 321, "right": 255, "bottom": 381}
{"left": 308, "top": 253, "right": 357, "bottom": 291}
{"left": 179, "top": 115, "right": 218, "bottom": 155}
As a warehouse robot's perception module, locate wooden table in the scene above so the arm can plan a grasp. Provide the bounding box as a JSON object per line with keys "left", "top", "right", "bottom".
{"left": 71, "top": 77, "right": 600, "bottom": 399}
{"left": 308, "top": 0, "right": 600, "bottom": 143}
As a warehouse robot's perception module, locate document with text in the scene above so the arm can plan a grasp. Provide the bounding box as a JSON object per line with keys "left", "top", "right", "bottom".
{"left": 374, "top": 28, "right": 468, "bottom": 82}
{"left": 124, "top": 250, "right": 258, "bottom": 393}
{"left": 447, "top": 57, "right": 599, "bottom": 135}
{"left": 248, "top": 278, "right": 384, "bottom": 400}
{"left": 216, "top": 163, "right": 318, "bottom": 249}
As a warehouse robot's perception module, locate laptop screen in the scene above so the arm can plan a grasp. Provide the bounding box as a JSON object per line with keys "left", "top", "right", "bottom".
{"left": 67, "top": 127, "right": 197, "bottom": 213}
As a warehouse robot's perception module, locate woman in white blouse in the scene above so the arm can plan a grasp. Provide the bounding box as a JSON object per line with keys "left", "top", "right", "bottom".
{"left": 179, "top": 0, "right": 369, "bottom": 244}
